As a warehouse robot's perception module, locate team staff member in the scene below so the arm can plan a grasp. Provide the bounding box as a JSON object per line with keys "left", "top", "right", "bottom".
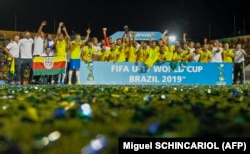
{"left": 19, "top": 31, "right": 34, "bottom": 84}
{"left": 32, "top": 21, "right": 47, "bottom": 84}
{"left": 233, "top": 43, "right": 247, "bottom": 84}
{"left": 4, "top": 35, "right": 21, "bottom": 85}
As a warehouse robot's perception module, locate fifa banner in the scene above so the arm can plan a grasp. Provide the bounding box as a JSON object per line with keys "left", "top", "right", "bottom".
{"left": 109, "top": 31, "right": 162, "bottom": 41}
{"left": 32, "top": 56, "right": 66, "bottom": 76}
{"left": 80, "top": 62, "right": 233, "bottom": 85}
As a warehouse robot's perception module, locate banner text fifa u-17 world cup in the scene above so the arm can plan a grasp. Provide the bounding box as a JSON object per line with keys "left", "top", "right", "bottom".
{"left": 80, "top": 62, "right": 233, "bottom": 85}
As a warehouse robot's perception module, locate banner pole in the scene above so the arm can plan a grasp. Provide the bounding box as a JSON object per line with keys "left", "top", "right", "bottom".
{"left": 243, "top": 61, "right": 245, "bottom": 84}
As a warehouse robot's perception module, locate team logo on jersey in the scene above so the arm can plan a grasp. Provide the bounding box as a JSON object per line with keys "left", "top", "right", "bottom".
{"left": 44, "top": 57, "right": 54, "bottom": 69}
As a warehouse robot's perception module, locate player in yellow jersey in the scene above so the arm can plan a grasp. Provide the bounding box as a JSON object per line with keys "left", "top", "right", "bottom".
{"left": 198, "top": 44, "right": 212, "bottom": 62}
{"left": 161, "top": 29, "right": 176, "bottom": 61}
{"left": 68, "top": 28, "right": 90, "bottom": 85}
{"left": 81, "top": 40, "right": 96, "bottom": 62}
{"left": 157, "top": 46, "right": 167, "bottom": 62}
{"left": 97, "top": 44, "right": 110, "bottom": 61}
{"left": 222, "top": 43, "right": 234, "bottom": 62}
{"left": 136, "top": 41, "right": 149, "bottom": 63}
{"left": 149, "top": 32, "right": 160, "bottom": 54}
{"left": 172, "top": 46, "right": 185, "bottom": 62}
{"left": 150, "top": 41, "right": 160, "bottom": 54}
{"left": 144, "top": 46, "right": 159, "bottom": 68}
{"left": 143, "top": 32, "right": 161, "bottom": 67}
{"left": 108, "top": 43, "right": 119, "bottom": 62}
{"left": 55, "top": 23, "right": 70, "bottom": 57}
{"left": 54, "top": 22, "right": 70, "bottom": 84}
{"left": 127, "top": 32, "right": 138, "bottom": 62}
{"left": 181, "top": 43, "right": 192, "bottom": 62}
{"left": 116, "top": 42, "right": 127, "bottom": 62}
{"left": 163, "top": 43, "right": 174, "bottom": 61}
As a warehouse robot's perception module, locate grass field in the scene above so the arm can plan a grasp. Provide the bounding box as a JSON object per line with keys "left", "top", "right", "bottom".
{"left": 0, "top": 84, "right": 250, "bottom": 154}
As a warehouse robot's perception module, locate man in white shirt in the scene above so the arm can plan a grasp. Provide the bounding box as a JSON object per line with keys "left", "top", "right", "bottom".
{"left": 211, "top": 40, "right": 223, "bottom": 62}
{"left": 19, "top": 31, "right": 34, "bottom": 84}
{"left": 3, "top": 35, "right": 21, "bottom": 85}
{"left": 33, "top": 21, "right": 47, "bottom": 84}
{"left": 92, "top": 37, "right": 101, "bottom": 61}
{"left": 191, "top": 48, "right": 200, "bottom": 62}
{"left": 233, "top": 43, "right": 248, "bottom": 84}
{"left": 33, "top": 21, "right": 46, "bottom": 56}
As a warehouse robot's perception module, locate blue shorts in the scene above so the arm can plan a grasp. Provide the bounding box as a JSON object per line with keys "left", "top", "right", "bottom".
{"left": 69, "top": 59, "right": 80, "bottom": 70}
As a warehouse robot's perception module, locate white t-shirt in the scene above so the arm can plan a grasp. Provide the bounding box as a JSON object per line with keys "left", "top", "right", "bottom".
{"left": 19, "top": 38, "right": 34, "bottom": 59}
{"left": 234, "top": 50, "right": 245, "bottom": 63}
{"left": 192, "top": 53, "right": 200, "bottom": 62}
{"left": 211, "top": 47, "right": 223, "bottom": 62}
{"left": 93, "top": 45, "right": 101, "bottom": 52}
{"left": 6, "top": 41, "right": 20, "bottom": 58}
{"left": 188, "top": 47, "right": 195, "bottom": 54}
{"left": 33, "top": 36, "right": 44, "bottom": 56}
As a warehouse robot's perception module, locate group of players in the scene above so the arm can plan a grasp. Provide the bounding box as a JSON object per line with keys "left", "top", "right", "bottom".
{"left": 3, "top": 21, "right": 248, "bottom": 85}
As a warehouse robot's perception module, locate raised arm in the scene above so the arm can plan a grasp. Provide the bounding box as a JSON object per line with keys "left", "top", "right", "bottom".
{"left": 203, "top": 37, "right": 208, "bottom": 45}
{"left": 62, "top": 26, "right": 70, "bottom": 39}
{"left": 57, "top": 22, "right": 64, "bottom": 35}
{"left": 62, "top": 26, "right": 71, "bottom": 47}
{"left": 128, "top": 31, "right": 135, "bottom": 46}
{"left": 37, "top": 21, "right": 46, "bottom": 36}
{"left": 121, "top": 25, "right": 129, "bottom": 42}
{"left": 183, "top": 33, "right": 187, "bottom": 44}
{"left": 55, "top": 22, "right": 64, "bottom": 41}
{"left": 102, "top": 28, "right": 111, "bottom": 48}
{"left": 161, "top": 29, "right": 168, "bottom": 41}
{"left": 83, "top": 28, "right": 91, "bottom": 44}
{"left": 241, "top": 49, "right": 248, "bottom": 56}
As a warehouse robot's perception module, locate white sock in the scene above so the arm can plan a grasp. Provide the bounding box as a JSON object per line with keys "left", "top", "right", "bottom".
{"left": 58, "top": 74, "right": 61, "bottom": 83}
{"left": 68, "top": 70, "right": 73, "bottom": 83}
{"left": 62, "top": 73, "right": 66, "bottom": 83}
{"left": 76, "top": 70, "right": 80, "bottom": 83}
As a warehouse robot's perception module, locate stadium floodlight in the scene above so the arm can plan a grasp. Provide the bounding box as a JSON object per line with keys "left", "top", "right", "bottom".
{"left": 169, "top": 35, "right": 176, "bottom": 42}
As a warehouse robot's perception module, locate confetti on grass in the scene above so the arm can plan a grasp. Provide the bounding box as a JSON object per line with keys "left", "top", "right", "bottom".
{"left": 0, "top": 85, "right": 250, "bottom": 154}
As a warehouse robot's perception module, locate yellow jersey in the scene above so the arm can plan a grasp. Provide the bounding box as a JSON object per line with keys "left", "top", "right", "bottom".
{"left": 127, "top": 46, "right": 138, "bottom": 62}
{"left": 199, "top": 49, "right": 212, "bottom": 62}
{"left": 116, "top": 47, "right": 127, "bottom": 62}
{"left": 137, "top": 47, "right": 150, "bottom": 62}
{"left": 108, "top": 49, "right": 119, "bottom": 62}
{"left": 164, "top": 45, "right": 174, "bottom": 61}
{"left": 223, "top": 48, "right": 234, "bottom": 62}
{"left": 55, "top": 40, "right": 67, "bottom": 57}
{"left": 82, "top": 46, "right": 96, "bottom": 62}
{"left": 98, "top": 50, "right": 110, "bottom": 61}
{"left": 144, "top": 48, "right": 160, "bottom": 67}
{"left": 70, "top": 40, "right": 83, "bottom": 59}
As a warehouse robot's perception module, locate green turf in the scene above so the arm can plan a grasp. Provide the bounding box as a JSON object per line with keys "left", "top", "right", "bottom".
{"left": 0, "top": 85, "right": 250, "bottom": 154}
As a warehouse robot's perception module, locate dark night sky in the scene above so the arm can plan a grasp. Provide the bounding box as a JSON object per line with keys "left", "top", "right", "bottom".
{"left": 0, "top": 0, "right": 249, "bottom": 42}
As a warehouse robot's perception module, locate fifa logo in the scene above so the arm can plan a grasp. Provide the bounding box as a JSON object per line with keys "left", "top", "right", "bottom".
{"left": 216, "top": 63, "right": 226, "bottom": 85}
{"left": 86, "top": 62, "right": 94, "bottom": 81}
